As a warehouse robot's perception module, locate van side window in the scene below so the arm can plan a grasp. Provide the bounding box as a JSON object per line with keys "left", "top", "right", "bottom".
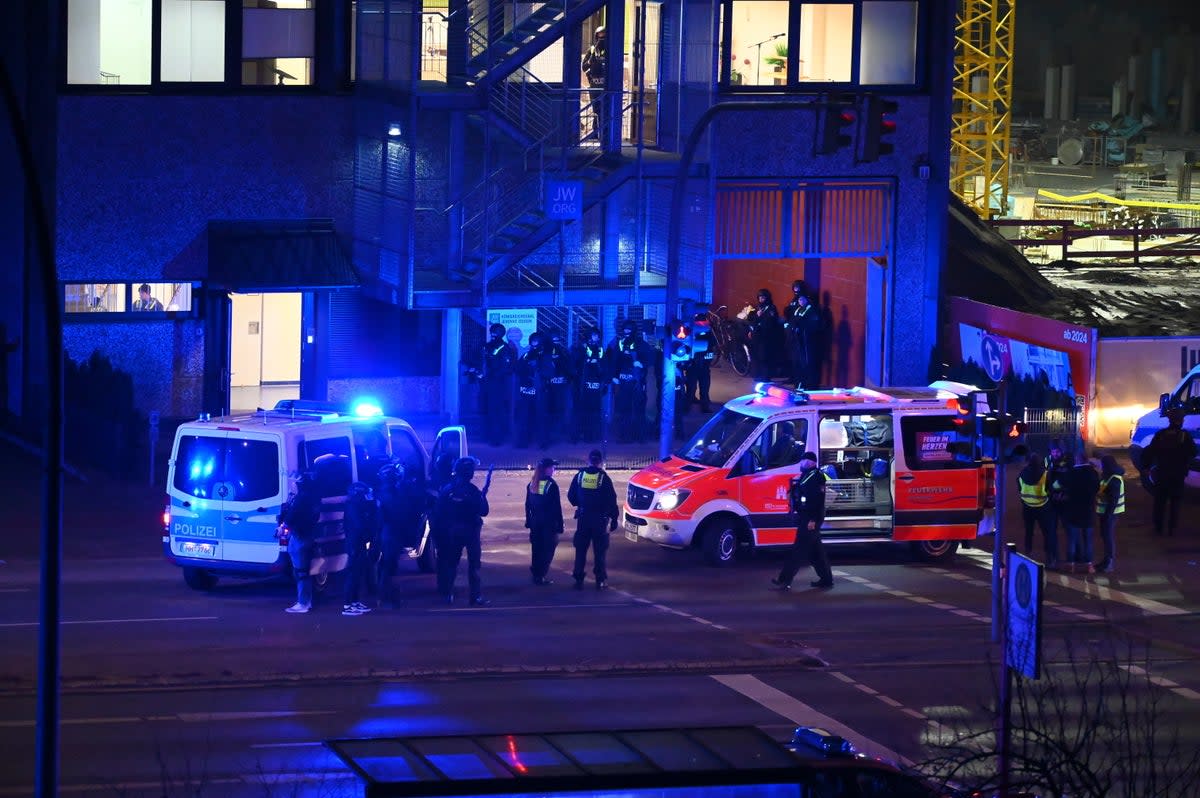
{"left": 353, "top": 422, "right": 390, "bottom": 484}
{"left": 818, "top": 414, "right": 893, "bottom": 478}
{"left": 303, "top": 437, "right": 352, "bottom": 475}
{"left": 1181, "top": 374, "right": 1200, "bottom": 409}
{"left": 900, "top": 416, "right": 973, "bottom": 470}
{"left": 389, "top": 428, "right": 424, "bottom": 481}
{"left": 760, "top": 419, "right": 809, "bottom": 471}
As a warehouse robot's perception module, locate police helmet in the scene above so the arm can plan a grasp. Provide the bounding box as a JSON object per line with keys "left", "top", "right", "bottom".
{"left": 489, "top": 322, "right": 506, "bottom": 337}
{"left": 528, "top": 331, "right": 545, "bottom": 348}
{"left": 620, "top": 319, "right": 635, "bottom": 335}
{"left": 594, "top": 25, "right": 606, "bottom": 39}
{"left": 551, "top": 331, "right": 565, "bottom": 344}
{"left": 453, "top": 456, "right": 478, "bottom": 480}
{"left": 586, "top": 327, "right": 601, "bottom": 341}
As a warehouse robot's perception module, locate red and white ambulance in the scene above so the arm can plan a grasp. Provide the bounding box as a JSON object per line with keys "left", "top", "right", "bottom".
{"left": 622, "top": 382, "right": 997, "bottom": 565}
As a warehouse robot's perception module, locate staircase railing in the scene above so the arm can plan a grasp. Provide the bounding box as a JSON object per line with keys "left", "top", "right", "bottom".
{"left": 463, "top": 0, "right": 599, "bottom": 84}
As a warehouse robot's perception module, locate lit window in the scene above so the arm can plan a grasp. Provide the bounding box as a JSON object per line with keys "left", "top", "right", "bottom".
{"left": 728, "top": 1, "right": 789, "bottom": 87}
{"left": 161, "top": 0, "right": 226, "bottom": 83}
{"left": 64, "top": 283, "right": 125, "bottom": 313}
{"left": 132, "top": 282, "right": 194, "bottom": 312}
{"left": 798, "top": 3, "right": 852, "bottom": 83}
{"left": 67, "top": 0, "right": 152, "bottom": 85}
{"left": 242, "top": 0, "right": 315, "bottom": 86}
{"left": 860, "top": 1, "right": 918, "bottom": 84}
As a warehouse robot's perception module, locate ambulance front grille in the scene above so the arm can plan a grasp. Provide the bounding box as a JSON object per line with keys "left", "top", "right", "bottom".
{"left": 627, "top": 485, "right": 654, "bottom": 510}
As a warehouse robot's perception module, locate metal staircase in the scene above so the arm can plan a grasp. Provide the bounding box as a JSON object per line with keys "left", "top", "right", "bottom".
{"left": 462, "top": 0, "right": 607, "bottom": 89}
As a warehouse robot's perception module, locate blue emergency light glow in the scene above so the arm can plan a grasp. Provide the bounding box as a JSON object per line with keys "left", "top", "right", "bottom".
{"left": 352, "top": 399, "right": 384, "bottom": 418}
{"left": 754, "top": 383, "right": 808, "bottom": 403}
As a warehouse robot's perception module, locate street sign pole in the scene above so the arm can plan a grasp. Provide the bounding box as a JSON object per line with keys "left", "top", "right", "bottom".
{"left": 998, "top": 541, "right": 1015, "bottom": 798}
{"left": 991, "top": 380, "right": 1007, "bottom": 642}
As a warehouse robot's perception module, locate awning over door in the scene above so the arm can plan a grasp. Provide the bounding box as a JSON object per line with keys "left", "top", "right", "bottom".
{"left": 207, "top": 219, "right": 359, "bottom": 291}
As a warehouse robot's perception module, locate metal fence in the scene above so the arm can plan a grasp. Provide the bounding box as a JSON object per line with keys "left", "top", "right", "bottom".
{"left": 1021, "top": 406, "right": 1083, "bottom": 455}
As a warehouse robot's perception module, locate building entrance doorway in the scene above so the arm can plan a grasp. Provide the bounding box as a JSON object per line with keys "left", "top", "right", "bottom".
{"left": 229, "top": 292, "right": 303, "bottom": 411}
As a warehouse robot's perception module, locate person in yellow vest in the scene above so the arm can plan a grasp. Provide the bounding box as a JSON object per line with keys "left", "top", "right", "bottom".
{"left": 1017, "top": 452, "right": 1056, "bottom": 566}
{"left": 1095, "top": 454, "right": 1126, "bottom": 574}
{"left": 525, "top": 457, "right": 564, "bottom": 584}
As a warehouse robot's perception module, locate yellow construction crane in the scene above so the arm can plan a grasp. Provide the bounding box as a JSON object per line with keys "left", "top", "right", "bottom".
{"left": 951, "top": 0, "right": 1014, "bottom": 218}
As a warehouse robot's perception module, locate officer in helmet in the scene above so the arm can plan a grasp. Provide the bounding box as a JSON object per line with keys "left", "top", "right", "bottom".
{"left": 482, "top": 322, "right": 516, "bottom": 446}
{"left": 515, "top": 331, "right": 551, "bottom": 448}
{"left": 376, "top": 462, "right": 430, "bottom": 608}
{"left": 546, "top": 331, "right": 573, "bottom": 445}
{"left": 607, "top": 319, "right": 650, "bottom": 443}
{"left": 433, "top": 456, "right": 491, "bottom": 606}
{"left": 581, "top": 24, "right": 608, "bottom": 140}
{"left": 341, "top": 481, "right": 380, "bottom": 616}
{"left": 282, "top": 470, "right": 321, "bottom": 613}
{"left": 572, "top": 326, "right": 607, "bottom": 442}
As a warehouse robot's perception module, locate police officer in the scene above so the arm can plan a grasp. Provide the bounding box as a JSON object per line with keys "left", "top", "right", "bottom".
{"left": 567, "top": 449, "right": 619, "bottom": 590}
{"left": 1017, "top": 452, "right": 1055, "bottom": 567}
{"left": 572, "top": 327, "right": 607, "bottom": 443}
{"left": 1044, "top": 439, "right": 1070, "bottom": 564}
{"left": 482, "top": 323, "right": 516, "bottom": 446}
{"left": 515, "top": 332, "right": 552, "bottom": 448}
{"left": 342, "top": 481, "right": 379, "bottom": 616}
{"left": 282, "top": 471, "right": 321, "bottom": 613}
{"left": 525, "top": 457, "right": 564, "bottom": 584}
{"left": 546, "top": 332, "right": 574, "bottom": 445}
{"left": 783, "top": 283, "right": 822, "bottom": 389}
{"left": 771, "top": 451, "right": 833, "bottom": 590}
{"left": 685, "top": 312, "right": 714, "bottom": 414}
{"left": 608, "top": 320, "right": 650, "bottom": 443}
{"left": 1144, "top": 408, "right": 1196, "bottom": 537}
{"left": 376, "top": 463, "right": 429, "bottom": 608}
{"left": 433, "top": 457, "right": 491, "bottom": 607}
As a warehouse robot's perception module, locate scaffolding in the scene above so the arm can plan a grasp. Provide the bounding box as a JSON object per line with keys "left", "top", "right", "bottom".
{"left": 951, "top": 0, "right": 1014, "bottom": 218}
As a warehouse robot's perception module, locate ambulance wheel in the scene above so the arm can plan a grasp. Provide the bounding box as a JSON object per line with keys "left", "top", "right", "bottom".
{"left": 912, "top": 540, "right": 959, "bottom": 562}
{"left": 183, "top": 567, "right": 218, "bottom": 591}
{"left": 417, "top": 542, "right": 436, "bottom": 573}
{"left": 700, "top": 516, "right": 743, "bottom": 566}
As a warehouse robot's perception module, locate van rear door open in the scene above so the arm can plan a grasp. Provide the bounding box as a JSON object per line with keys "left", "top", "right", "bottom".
{"left": 893, "top": 414, "right": 983, "bottom": 541}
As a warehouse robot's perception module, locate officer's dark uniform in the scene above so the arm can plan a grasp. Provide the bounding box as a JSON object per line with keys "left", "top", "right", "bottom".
{"left": 783, "top": 294, "right": 822, "bottom": 389}
{"left": 546, "top": 334, "right": 574, "bottom": 445}
{"left": 572, "top": 330, "right": 608, "bottom": 443}
{"left": 376, "top": 464, "right": 429, "bottom": 607}
{"left": 282, "top": 474, "right": 321, "bottom": 611}
{"left": 482, "top": 325, "right": 516, "bottom": 446}
{"left": 525, "top": 459, "right": 564, "bottom": 584}
{"left": 774, "top": 455, "right": 833, "bottom": 589}
{"left": 515, "top": 333, "right": 551, "bottom": 448}
{"left": 567, "top": 452, "right": 619, "bottom": 589}
{"left": 685, "top": 314, "right": 714, "bottom": 414}
{"left": 608, "top": 323, "right": 650, "bottom": 443}
{"left": 342, "top": 482, "right": 380, "bottom": 613}
{"left": 433, "top": 458, "right": 490, "bottom": 606}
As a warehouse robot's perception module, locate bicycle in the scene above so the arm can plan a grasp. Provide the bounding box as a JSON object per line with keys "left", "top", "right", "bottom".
{"left": 702, "top": 305, "right": 751, "bottom": 377}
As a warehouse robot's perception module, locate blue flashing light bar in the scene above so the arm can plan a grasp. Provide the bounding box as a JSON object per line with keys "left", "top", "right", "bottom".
{"left": 753, "top": 383, "right": 809, "bottom": 404}
{"left": 352, "top": 399, "right": 384, "bottom": 418}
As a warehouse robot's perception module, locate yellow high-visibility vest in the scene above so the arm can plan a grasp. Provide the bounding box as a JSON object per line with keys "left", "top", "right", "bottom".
{"left": 1095, "top": 475, "right": 1125, "bottom": 514}
{"left": 1018, "top": 471, "right": 1049, "bottom": 508}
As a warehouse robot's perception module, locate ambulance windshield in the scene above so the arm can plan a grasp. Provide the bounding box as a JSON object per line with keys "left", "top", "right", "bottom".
{"left": 676, "top": 409, "right": 760, "bottom": 467}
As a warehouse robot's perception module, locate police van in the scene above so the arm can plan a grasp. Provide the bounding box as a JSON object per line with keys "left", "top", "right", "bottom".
{"left": 1130, "top": 363, "right": 1200, "bottom": 489}
{"left": 623, "top": 382, "right": 998, "bottom": 565}
{"left": 164, "top": 399, "right": 466, "bottom": 590}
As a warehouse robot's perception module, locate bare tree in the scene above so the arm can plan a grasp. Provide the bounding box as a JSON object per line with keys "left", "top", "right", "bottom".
{"left": 919, "top": 637, "right": 1200, "bottom": 798}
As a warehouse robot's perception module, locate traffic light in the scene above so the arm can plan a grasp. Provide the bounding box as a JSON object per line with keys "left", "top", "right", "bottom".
{"left": 861, "top": 95, "right": 898, "bottom": 162}
{"left": 690, "top": 308, "right": 711, "bottom": 359}
{"left": 668, "top": 319, "right": 691, "bottom": 362}
{"left": 817, "top": 105, "right": 855, "bottom": 155}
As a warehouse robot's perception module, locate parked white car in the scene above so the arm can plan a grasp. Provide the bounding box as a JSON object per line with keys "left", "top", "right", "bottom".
{"left": 1129, "top": 364, "right": 1200, "bottom": 489}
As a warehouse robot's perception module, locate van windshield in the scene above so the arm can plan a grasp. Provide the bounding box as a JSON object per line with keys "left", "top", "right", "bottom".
{"left": 675, "top": 409, "right": 761, "bottom": 467}
{"left": 173, "top": 435, "right": 281, "bottom": 502}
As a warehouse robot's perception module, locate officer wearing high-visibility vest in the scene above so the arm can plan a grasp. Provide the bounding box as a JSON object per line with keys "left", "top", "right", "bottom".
{"left": 525, "top": 457, "right": 564, "bottom": 585}
{"left": 1094, "top": 454, "right": 1126, "bottom": 574}
{"left": 567, "top": 449, "right": 619, "bottom": 590}
{"left": 1017, "top": 452, "right": 1055, "bottom": 566}
{"left": 771, "top": 451, "right": 833, "bottom": 590}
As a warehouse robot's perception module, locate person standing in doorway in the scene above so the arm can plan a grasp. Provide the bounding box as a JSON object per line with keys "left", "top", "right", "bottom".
{"left": 567, "top": 449, "right": 619, "bottom": 590}
{"left": 783, "top": 283, "right": 822, "bottom": 389}
{"left": 772, "top": 451, "right": 833, "bottom": 590}
{"left": 525, "top": 457, "right": 564, "bottom": 585}
{"left": 581, "top": 25, "right": 608, "bottom": 141}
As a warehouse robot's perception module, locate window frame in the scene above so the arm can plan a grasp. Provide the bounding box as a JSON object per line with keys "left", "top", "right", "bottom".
{"left": 718, "top": 0, "right": 925, "bottom": 93}
{"left": 61, "top": 0, "right": 331, "bottom": 92}
{"left": 60, "top": 281, "right": 203, "bottom": 319}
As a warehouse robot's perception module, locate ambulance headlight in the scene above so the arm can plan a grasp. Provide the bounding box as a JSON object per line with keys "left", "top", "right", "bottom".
{"left": 655, "top": 489, "right": 691, "bottom": 512}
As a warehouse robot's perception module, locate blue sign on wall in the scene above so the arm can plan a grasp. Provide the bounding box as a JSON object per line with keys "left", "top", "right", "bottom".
{"left": 545, "top": 180, "right": 583, "bottom": 220}
{"left": 1005, "top": 551, "right": 1043, "bottom": 679}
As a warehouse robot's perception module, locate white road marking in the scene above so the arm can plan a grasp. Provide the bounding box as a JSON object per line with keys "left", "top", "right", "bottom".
{"left": 427, "top": 603, "right": 625, "bottom": 612}
{"left": 249, "top": 741, "right": 325, "bottom": 749}
{"left": 0, "top": 588, "right": 29, "bottom": 593}
{"left": 1173, "top": 688, "right": 1200, "bottom": 701}
{"left": 829, "top": 671, "right": 856, "bottom": 684}
{"left": 0, "top": 615, "right": 218, "bottom": 629}
{"left": 901, "top": 707, "right": 926, "bottom": 719}
{"left": 711, "top": 674, "right": 904, "bottom": 764}
{"left": 178, "top": 710, "right": 337, "bottom": 722}
{"left": 876, "top": 695, "right": 904, "bottom": 708}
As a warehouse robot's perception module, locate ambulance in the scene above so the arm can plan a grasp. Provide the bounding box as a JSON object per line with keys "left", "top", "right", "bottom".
{"left": 1129, "top": 364, "right": 1200, "bottom": 489}
{"left": 164, "top": 399, "right": 466, "bottom": 590}
{"left": 622, "top": 382, "right": 998, "bottom": 565}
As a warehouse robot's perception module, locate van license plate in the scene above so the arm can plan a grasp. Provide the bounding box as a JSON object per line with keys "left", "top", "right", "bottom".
{"left": 179, "top": 540, "right": 218, "bottom": 558}
{"left": 623, "top": 518, "right": 640, "bottom": 542}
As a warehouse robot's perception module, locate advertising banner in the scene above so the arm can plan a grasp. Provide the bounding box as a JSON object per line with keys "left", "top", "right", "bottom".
{"left": 946, "top": 297, "right": 1098, "bottom": 440}
{"left": 486, "top": 308, "right": 538, "bottom": 355}
{"left": 1093, "top": 337, "right": 1200, "bottom": 447}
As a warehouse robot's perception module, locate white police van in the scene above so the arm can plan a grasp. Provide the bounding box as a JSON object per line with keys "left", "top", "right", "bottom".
{"left": 1130, "top": 364, "right": 1200, "bottom": 489}
{"left": 164, "top": 399, "right": 466, "bottom": 590}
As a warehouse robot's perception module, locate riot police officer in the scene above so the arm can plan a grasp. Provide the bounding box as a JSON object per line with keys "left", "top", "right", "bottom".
{"left": 515, "top": 331, "right": 552, "bottom": 448}
{"left": 567, "top": 449, "right": 619, "bottom": 590}
{"left": 433, "top": 457, "right": 491, "bottom": 606}
{"left": 376, "top": 463, "right": 429, "bottom": 608}
{"left": 282, "top": 471, "right": 321, "bottom": 613}
{"left": 482, "top": 323, "right": 516, "bottom": 446}
{"left": 546, "top": 331, "right": 574, "bottom": 445}
{"left": 783, "top": 283, "right": 822, "bottom": 389}
{"left": 685, "top": 312, "right": 715, "bottom": 414}
{"left": 572, "top": 327, "right": 608, "bottom": 443}
{"left": 608, "top": 320, "right": 650, "bottom": 443}
{"left": 342, "top": 481, "right": 380, "bottom": 615}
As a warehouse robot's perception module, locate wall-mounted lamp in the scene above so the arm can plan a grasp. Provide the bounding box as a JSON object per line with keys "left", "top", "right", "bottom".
{"left": 914, "top": 155, "right": 930, "bottom": 181}
{"left": 387, "top": 122, "right": 402, "bottom": 137}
